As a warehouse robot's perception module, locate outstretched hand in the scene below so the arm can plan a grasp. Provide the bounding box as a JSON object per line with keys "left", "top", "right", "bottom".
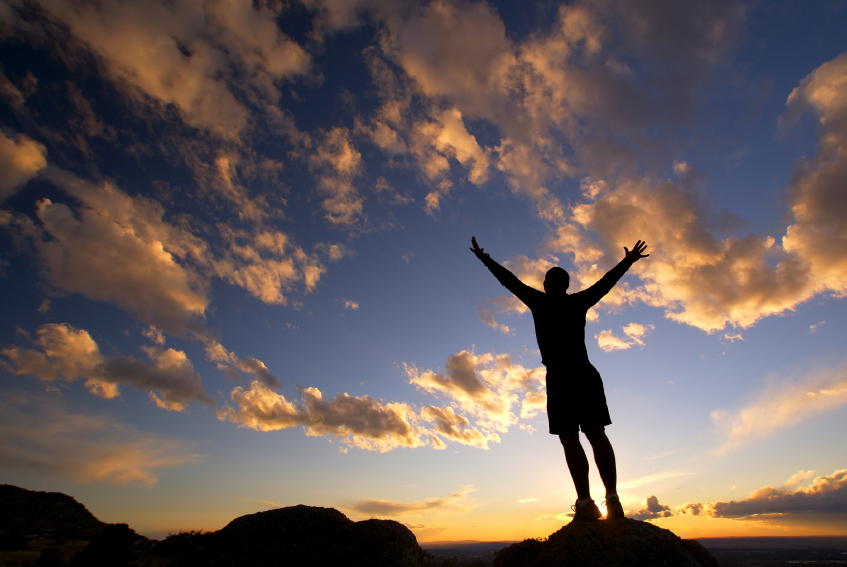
{"left": 470, "top": 236, "right": 485, "bottom": 258}
{"left": 624, "top": 240, "right": 649, "bottom": 262}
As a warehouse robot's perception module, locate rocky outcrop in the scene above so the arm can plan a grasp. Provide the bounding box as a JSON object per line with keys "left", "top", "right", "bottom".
{"left": 494, "top": 518, "right": 719, "bottom": 567}
{"left": 0, "top": 484, "right": 106, "bottom": 549}
{"left": 171, "top": 504, "right": 426, "bottom": 567}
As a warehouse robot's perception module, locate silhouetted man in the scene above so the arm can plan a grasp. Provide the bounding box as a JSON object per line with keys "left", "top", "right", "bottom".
{"left": 470, "top": 236, "right": 649, "bottom": 521}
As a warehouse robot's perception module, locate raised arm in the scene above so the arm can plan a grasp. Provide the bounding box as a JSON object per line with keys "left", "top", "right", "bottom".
{"left": 470, "top": 237, "right": 542, "bottom": 308}
{"left": 579, "top": 240, "right": 649, "bottom": 307}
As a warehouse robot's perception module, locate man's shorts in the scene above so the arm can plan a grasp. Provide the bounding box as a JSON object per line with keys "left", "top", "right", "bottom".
{"left": 545, "top": 363, "right": 612, "bottom": 434}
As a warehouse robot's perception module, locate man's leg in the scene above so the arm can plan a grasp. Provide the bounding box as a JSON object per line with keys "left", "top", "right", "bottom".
{"left": 558, "top": 433, "right": 590, "bottom": 500}
{"left": 584, "top": 428, "right": 617, "bottom": 496}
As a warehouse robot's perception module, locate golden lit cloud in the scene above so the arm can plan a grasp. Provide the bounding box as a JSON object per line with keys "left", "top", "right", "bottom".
{"left": 420, "top": 406, "right": 498, "bottom": 449}
{"left": 629, "top": 495, "right": 674, "bottom": 521}
{"left": 1, "top": 323, "right": 213, "bottom": 410}
{"left": 476, "top": 303, "right": 511, "bottom": 334}
{"left": 2, "top": 168, "right": 326, "bottom": 331}
{"left": 211, "top": 227, "right": 326, "bottom": 305}
{"left": 680, "top": 469, "right": 847, "bottom": 518}
{"left": 217, "top": 380, "right": 431, "bottom": 452}
{"left": 406, "top": 350, "right": 545, "bottom": 433}
{"left": 26, "top": 0, "right": 309, "bottom": 138}
{"left": 204, "top": 339, "right": 280, "bottom": 389}
{"left": 8, "top": 169, "right": 212, "bottom": 336}
{"left": 310, "top": 127, "right": 364, "bottom": 227}
{"left": 0, "top": 130, "right": 47, "bottom": 202}
{"left": 595, "top": 322, "right": 655, "bottom": 352}
{"left": 781, "top": 52, "right": 847, "bottom": 300}
{"left": 347, "top": 487, "right": 475, "bottom": 517}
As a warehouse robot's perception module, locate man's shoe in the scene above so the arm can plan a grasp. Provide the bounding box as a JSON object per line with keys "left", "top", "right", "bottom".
{"left": 604, "top": 496, "right": 625, "bottom": 520}
{"left": 571, "top": 499, "right": 602, "bottom": 522}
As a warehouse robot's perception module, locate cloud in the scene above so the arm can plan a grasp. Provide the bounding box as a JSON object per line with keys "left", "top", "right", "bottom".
{"left": 595, "top": 322, "right": 655, "bottom": 352}
{"left": 785, "top": 470, "right": 817, "bottom": 488}
{"left": 0, "top": 130, "right": 47, "bottom": 202}
{"left": 315, "top": 242, "right": 354, "bottom": 262}
{"left": 355, "top": 0, "right": 746, "bottom": 219}
{"left": 630, "top": 495, "right": 674, "bottom": 521}
{"left": 519, "top": 391, "right": 547, "bottom": 420}
{"left": 347, "top": 487, "right": 475, "bottom": 517}
{"left": 409, "top": 108, "right": 489, "bottom": 213}
{"left": 350, "top": 0, "right": 847, "bottom": 336}
{"left": 217, "top": 359, "right": 517, "bottom": 451}
{"left": 711, "top": 364, "right": 847, "bottom": 453}
{"left": 101, "top": 346, "right": 212, "bottom": 411}
{"left": 644, "top": 449, "right": 683, "bottom": 461}
{"left": 0, "top": 391, "right": 203, "bottom": 485}
{"left": 476, "top": 304, "right": 510, "bottom": 334}
{"left": 192, "top": 154, "right": 282, "bottom": 224}
{"left": 595, "top": 330, "right": 631, "bottom": 352}
{"left": 204, "top": 339, "right": 280, "bottom": 389}
{"left": 518, "top": 498, "right": 539, "bottom": 504}
{"left": 25, "top": 0, "right": 309, "bottom": 138}
{"left": 217, "top": 380, "right": 431, "bottom": 452}
{"left": 541, "top": 51, "right": 847, "bottom": 334}
{"left": 420, "top": 405, "right": 498, "bottom": 449}
{"left": 211, "top": 226, "right": 326, "bottom": 305}
{"left": 551, "top": 173, "right": 813, "bottom": 332}
{"left": 373, "top": 176, "right": 413, "bottom": 206}
{"left": 406, "top": 350, "right": 545, "bottom": 432}
{"left": 617, "top": 470, "right": 690, "bottom": 490}
{"left": 310, "top": 128, "right": 364, "bottom": 227}
{"left": 2, "top": 168, "right": 325, "bottom": 332}
{"left": 680, "top": 469, "right": 847, "bottom": 518}
{"left": 781, "top": 52, "right": 847, "bottom": 300}
{"left": 343, "top": 299, "right": 359, "bottom": 310}
{"left": 1, "top": 323, "right": 213, "bottom": 410}
{"left": 142, "top": 326, "right": 166, "bottom": 346}
{"left": 4, "top": 169, "right": 211, "bottom": 336}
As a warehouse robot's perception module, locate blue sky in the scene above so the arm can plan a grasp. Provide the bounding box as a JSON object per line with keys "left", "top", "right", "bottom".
{"left": 1, "top": 0, "right": 847, "bottom": 542}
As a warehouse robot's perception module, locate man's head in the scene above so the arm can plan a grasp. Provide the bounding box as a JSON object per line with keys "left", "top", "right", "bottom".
{"left": 544, "top": 267, "right": 570, "bottom": 296}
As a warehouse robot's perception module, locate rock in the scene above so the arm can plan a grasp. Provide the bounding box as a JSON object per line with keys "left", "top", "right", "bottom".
{"left": 494, "top": 518, "right": 719, "bottom": 567}
{"left": 72, "top": 523, "right": 146, "bottom": 567}
{"left": 332, "top": 518, "right": 425, "bottom": 567}
{"left": 178, "top": 504, "right": 426, "bottom": 567}
{"left": 0, "top": 484, "right": 106, "bottom": 545}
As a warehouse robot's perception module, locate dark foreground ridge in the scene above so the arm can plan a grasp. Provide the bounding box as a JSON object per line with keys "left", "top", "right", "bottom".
{"left": 0, "top": 484, "right": 424, "bottom": 567}
{"left": 2, "top": 484, "right": 722, "bottom": 567}
{"left": 0, "top": 484, "right": 106, "bottom": 548}
{"left": 494, "top": 518, "right": 718, "bottom": 567}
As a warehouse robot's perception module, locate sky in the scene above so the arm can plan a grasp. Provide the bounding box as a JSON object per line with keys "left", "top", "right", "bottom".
{"left": 1, "top": 0, "right": 847, "bottom": 544}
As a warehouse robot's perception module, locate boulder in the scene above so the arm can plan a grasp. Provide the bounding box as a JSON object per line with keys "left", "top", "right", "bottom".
{"left": 494, "top": 518, "right": 719, "bottom": 567}
{"left": 177, "top": 504, "right": 426, "bottom": 567}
